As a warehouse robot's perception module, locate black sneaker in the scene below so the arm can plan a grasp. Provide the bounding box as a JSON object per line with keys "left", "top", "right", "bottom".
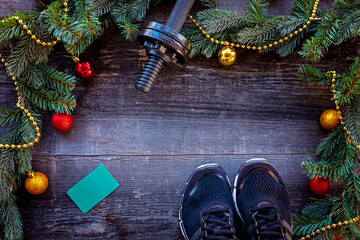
{"left": 179, "top": 163, "right": 238, "bottom": 240}
{"left": 233, "top": 159, "right": 292, "bottom": 240}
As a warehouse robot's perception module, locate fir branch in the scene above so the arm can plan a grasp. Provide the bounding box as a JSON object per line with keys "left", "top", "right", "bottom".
{"left": 236, "top": 17, "right": 287, "bottom": 46}
{"left": 344, "top": 172, "right": 360, "bottom": 216}
{"left": 292, "top": 214, "right": 331, "bottom": 237}
{"left": 117, "top": 18, "right": 139, "bottom": 40}
{"left": 182, "top": 26, "right": 226, "bottom": 58}
{"left": 0, "top": 193, "right": 23, "bottom": 240}
{"left": 71, "top": 0, "right": 102, "bottom": 36}
{"left": 343, "top": 98, "right": 360, "bottom": 152}
{"left": 196, "top": 0, "right": 217, "bottom": 9}
{"left": 333, "top": 0, "right": 360, "bottom": 45}
{"left": 274, "top": 18, "right": 311, "bottom": 57}
{"left": 297, "top": 64, "right": 328, "bottom": 86}
{"left": 336, "top": 58, "right": 360, "bottom": 105}
{"left": 292, "top": 0, "right": 315, "bottom": 19}
{"left": 41, "top": 65, "right": 76, "bottom": 93}
{"left": 0, "top": 108, "right": 19, "bottom": 128}
{"left": 316, "top": 127, "right": 345, "bottom": 161}
{"left": 0, "top": 148, "right": 15, "bottom": 201}
{"left": 298, "top": 60, "right": 360, "bottom": 238}
{"left": 111, "top": 0, "right": 160, "bottom": 40}
{"left": 349, "top": 224, "right": 360, "bottom": 239}
{"left": 247, "top": 0, "right": 269, "bottom": 22}
{"left": 19, "top": 64, "right": 45, "bottom": 89}
{"left": 88, "top": 0, "right": 117, "bottom": 16}
{"left": 300, "top": 37, "right": 325, "bottom": 63}
{"left": 20, "top": 81, "right": 76, "bottom": 113}
{"left": 0, "top": 18, "right": 25, "bottom": 46}
{"left": 301, "top": 142, "right": 357, "bottom": 180}
{"left": 197, "top": 8, "right": 248, "bottom": 34}
{"left": 16, "top": 148, "right": 32, "bottom": 178}
{"left": 111, "top": 0, "right": 151, "bottom": 22}
{"left": 276, "top": 31, "right": 307, "bottom": 57}
{"left": 45, "top": 1, "right": 83, "bottom": 45}
{"left": 7, "top": 25, "right": 52, "bottom": 77}
{"left": 301, "top": 198, "right": 334, "bottom": 216}
{"left": 300, "top": 12, "right": 338, "bottom": 62}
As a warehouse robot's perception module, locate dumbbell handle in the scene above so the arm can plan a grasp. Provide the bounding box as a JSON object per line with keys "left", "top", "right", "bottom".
{"left": 166, "top": 0, "right": 196, "bottom": 32}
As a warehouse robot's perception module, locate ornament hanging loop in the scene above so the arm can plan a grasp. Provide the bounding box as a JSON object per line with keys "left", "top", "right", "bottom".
{"left": 72, "top": 56, "right": 79, "bottom": 63}
{"left": 136, "top": 0, "right": 194, "bottom": 93}
{"left": 27, "top": 170, "right": 35, "bottom": 178}
{"left": 64, "top": 55, "right": 79, "bottom": 63}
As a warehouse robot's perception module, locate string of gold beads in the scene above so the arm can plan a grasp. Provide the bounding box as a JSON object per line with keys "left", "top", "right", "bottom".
{"left": 12, "top": 0, "right": 68, "bottom": 47}
{"left": 329, "top": 71, "right": 360, "bottom": 150}
{"left": 300, "top": 216, "right": 360, "bottom": 240}
{"left": 64, "top": 0, "right": 69, "bottom": 18}
{"left": 0, "top": 54, "right": 41, "bottom": 149}
{"left": 188, "top": 0, "right": 320, "bottom": 50}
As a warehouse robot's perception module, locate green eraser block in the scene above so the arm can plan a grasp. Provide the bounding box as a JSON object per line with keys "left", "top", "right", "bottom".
{"left": 67, "top": 164, "right": 119, "bottom": 213}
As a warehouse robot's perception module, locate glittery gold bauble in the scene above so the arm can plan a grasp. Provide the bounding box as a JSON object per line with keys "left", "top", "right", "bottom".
{"left": 320, "top": 109, "right": 341, "bottom": 130}
{"left": 25, "top": 170, "right": 49, "bottom": 195}
{"left": 218, "top": 46, "right": 236, "bottom": 66}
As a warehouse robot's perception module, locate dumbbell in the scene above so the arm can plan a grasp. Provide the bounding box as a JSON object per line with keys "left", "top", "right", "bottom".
{"left": 136, "top": 0, "right": 195, "bottom": 93}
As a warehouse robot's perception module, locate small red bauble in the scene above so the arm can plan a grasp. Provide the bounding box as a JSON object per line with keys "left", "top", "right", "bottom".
{"left": 51, "top": 113, "right": 74, "bottom": 133}
{"left": 308, "top": 177, "right": 330, "bottom": 196}
{"left": 75, "top": 61, "right": 94, "bottom": 79}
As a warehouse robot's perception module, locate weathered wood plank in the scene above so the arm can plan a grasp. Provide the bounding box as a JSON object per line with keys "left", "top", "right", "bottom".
{"left": 2, "top": 37, "right": 359, "bottom": 156}
{"left": 0, "top": 0, "right": 39, "bottom": 16}
{"left": 18, "top": 154, "right": 341, "bottom": 240}
{"left": 30, "top": 36, "right": 358, "bottom": 156}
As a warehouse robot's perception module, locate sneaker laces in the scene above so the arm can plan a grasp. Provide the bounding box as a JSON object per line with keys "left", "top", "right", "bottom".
{"left": 250, "top": 203, "right": 289, "bottom": 240}
{"left": 200, "top": 205, "right": 238, "bottom": 240}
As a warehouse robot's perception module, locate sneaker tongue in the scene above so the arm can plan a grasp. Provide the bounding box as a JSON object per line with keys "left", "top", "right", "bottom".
{"left": 207, "top": 204, "right": 227, "bottom": 211}
{"left": 254, "top": 202, "right": 284, "bottom": 240}
{"left": 206, "top": 204, "right": 229, "bottom": 222}
{"left": 202, "top": 204, "right": 235, "bottom": 238}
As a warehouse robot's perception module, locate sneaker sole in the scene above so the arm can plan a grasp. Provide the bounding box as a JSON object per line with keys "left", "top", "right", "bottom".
{"left": 179, "top": 163, "right": 232, "bottom": 240}
{"left": 232, "top": 158, "right": 281, "bottom": 221}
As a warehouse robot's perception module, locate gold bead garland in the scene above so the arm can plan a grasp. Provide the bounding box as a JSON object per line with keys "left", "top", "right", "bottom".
{"left": 299, "top": 71, "right": 360, "bottom": 239}
{"left": 300, "top": 216, "right": 360, "bottom": 240}
{"left": 329, "top": 71, "right": 360, "bottom": 150}
{"left": 3, "top": 0, "right": 69, "bottom": 47}
{"left": 188, "top": 0, "right": 320, "bottom": 51}
{"left": 0, "top": 54, "right": 41, "bottom": 149}
{"left": 0, "top": 0, "right": 72, "bottom": 149}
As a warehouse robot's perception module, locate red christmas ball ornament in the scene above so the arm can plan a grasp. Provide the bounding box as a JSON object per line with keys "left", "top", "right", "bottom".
{"left": 51, "top": 113, "right": 74, "bottom": 133}
{"left": 75, "top": 61, "right": 94, "bottom": 79}
{"left": 308, "top": 177, "right": 330, "bottom": 196}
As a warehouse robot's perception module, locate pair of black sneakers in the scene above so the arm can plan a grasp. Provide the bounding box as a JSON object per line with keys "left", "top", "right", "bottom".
{"left": 179, "top": 159, "right": 292, "bottom": 240}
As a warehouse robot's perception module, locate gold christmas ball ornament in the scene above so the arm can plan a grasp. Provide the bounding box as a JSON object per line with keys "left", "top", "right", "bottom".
{"left": 320, "top": 109, "right": 341, "bottom": 130}
{"left": 218, "top": 46, "right": 236, "bottom": 66}
{"left": 25, "top": 170, "right": 49, "bottom": 195}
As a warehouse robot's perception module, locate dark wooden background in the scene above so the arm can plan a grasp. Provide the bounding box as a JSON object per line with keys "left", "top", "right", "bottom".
{"left": 1, "top": 0, "right": 359, "bottom": 239}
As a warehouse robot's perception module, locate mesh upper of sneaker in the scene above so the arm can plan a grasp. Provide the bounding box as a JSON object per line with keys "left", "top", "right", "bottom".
{"left": 182, "top": 174, "right": 235, "bottom": 238}
{"left": 236, "top": 166, "right": 292, "bottom": 240}
{"left": 242, "top": 169, "right": 277, "bottom": 198}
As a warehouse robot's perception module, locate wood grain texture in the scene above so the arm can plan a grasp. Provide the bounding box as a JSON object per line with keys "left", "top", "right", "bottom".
{"left": 0, "top": 0, "right": 358, "bottom": 239}
{"left": 0, "top": 0, "right": 40, "bottom": 16}
{"left": 18, "top": 154, "right": 341, "bottom": 240}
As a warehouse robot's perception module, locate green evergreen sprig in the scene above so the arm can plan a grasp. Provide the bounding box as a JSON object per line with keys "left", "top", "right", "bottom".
{"left": 184, "top": 0, "right": 359, "bottom": 62}
{"left": 294, "top": 60, "right": 360, "bottom": 240}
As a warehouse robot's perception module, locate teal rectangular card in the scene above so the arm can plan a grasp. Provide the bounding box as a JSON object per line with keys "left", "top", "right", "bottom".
{"left": 67, "top": 164, "right": 119, "bottom": 213}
